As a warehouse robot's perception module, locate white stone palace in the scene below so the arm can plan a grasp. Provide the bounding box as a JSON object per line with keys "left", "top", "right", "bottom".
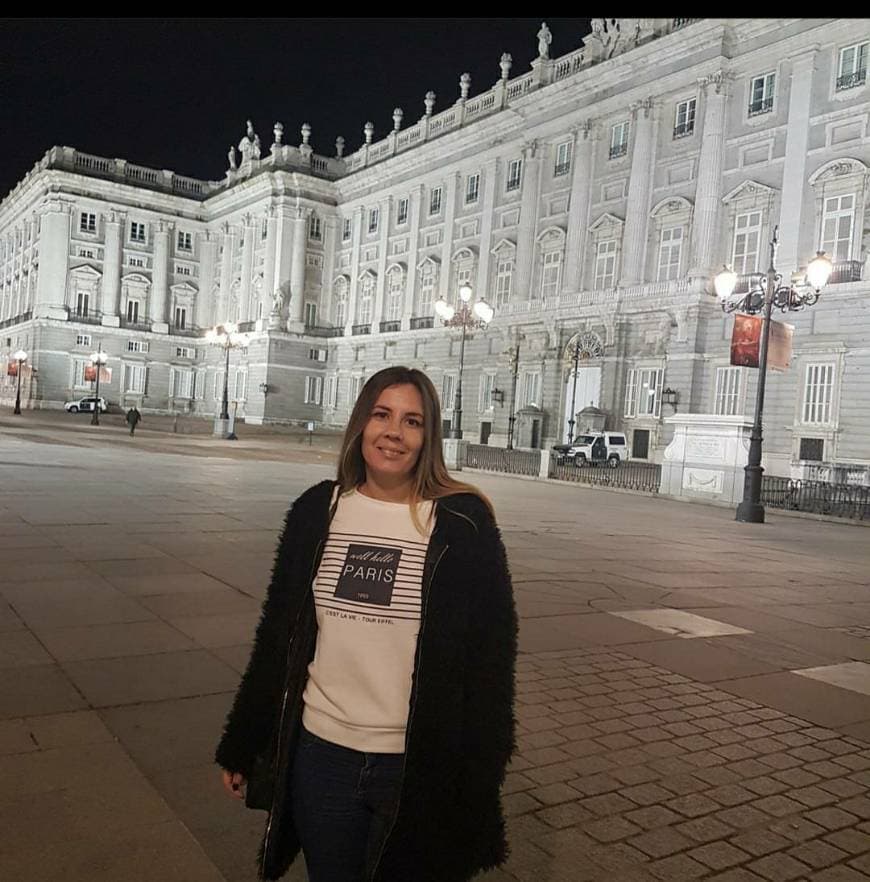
{"left": 2, "top": 18, "right": 869, "bottom": 472}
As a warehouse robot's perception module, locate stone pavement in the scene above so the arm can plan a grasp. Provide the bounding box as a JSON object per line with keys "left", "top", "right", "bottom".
{"left": 1, "top": 420, "right": 869, "bottom": 881}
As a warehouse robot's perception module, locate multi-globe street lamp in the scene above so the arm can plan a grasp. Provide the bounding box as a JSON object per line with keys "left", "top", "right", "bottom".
{"left": 205, "top": 322, "right": 251, "bottom": 436}
{"left": 12, "top": 349, "right": 27, "bottom": 415}
{"left": 90, "top": 348, "right": 108, "bottom": 426}
{"left": 713, "top": 227, "right": 832, "bottom": 523}
{"left": 434, "top": 284, "right": 494, "bottom": 440}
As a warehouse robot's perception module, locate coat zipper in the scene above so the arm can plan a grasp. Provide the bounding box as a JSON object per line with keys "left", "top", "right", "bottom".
{"left": 370, "top": 541, "right": 449, "bottom": 881}
{"left": 260, "top": 537, "right": 325, "bottom": 873}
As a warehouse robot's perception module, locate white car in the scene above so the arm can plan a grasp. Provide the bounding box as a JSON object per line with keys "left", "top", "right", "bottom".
{"left": 64, "top": 396, "right": 108, "bottom": 414}
{"left": 568, "top": 432, "right": 630, "bottom": 467}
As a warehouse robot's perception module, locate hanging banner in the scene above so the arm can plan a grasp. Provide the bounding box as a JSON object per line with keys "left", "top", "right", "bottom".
{"left": 84, "top": 365, "right": 112, "bottom": 383}
{"left": 6, "top": 361, "right": 16, "bottom": 377}
{"left": 730, "top": 314, "right": 793, "bottom": 371}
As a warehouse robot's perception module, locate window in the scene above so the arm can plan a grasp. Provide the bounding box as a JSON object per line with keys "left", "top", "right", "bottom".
{"left": 540, "top": 250, "right": 562, "bottom": 299}
{"left": 175, "top": 265, "right": 191, "bottom": 276}
{"left": 495, "top": 259, "right": 513, "bottom": 308}
{"left": 465, "top": 174, "right": 480, "bottom": 204}
{"left": 387, "top": 270, "right": 404, "bottom": 321}
{"left": 261, "top": 217, "right": 268, "bottom": 240}
{"left": 333, "top": 279, "right": 348, "bottom": 327}
{"left": 176, "top": 346, "right": 195, "bottom": 358}
{"left": 308, "top": 348, "right": 327, "bottom": 362}
{"left": 674, "top": 98, "right": 696, "bottom": 138}
{"left": 75, "top": 334, "right": 91, "bottom": 347}
{"left": 304, "top": 302, "right": 317, "bottom": 328}
{"left": 342, "top": 218, "right": 352, "bottom": 241}
{"left": 625, "top": 369, "right": 662, "bottom": 418}
{"left": 657, "top": 226, "right": 684, "bottom": 281}
{"left": 194, "top": 371, "right": 206, "bottom": 400}
{"left": 309, "top": 214, "right": 322, "bottom": 241}
{"left": 350, "top": 375, "right": 364, "bottom": 403}
{"left": 748, "top": 73, "right": 775, "bottom": 116}
{"left": 397, "top": 198, "right": 409, "bottom": 225}
{"left": 75, "top": 291, "right": 90, "bottom": 317}
{"left": 441, "top": 373, "right": 456, "bottom": 410}
{"left": 799, "top": 438, "right": 825, "bottom": 461}
{"left": 594, "top": 239, "right": 617, "bottom": 288}
{"left": 125, "top": 364, "right": 147, "bottom": 393}
{"left": 356, "top": 276, "right": 374, "bottom": 325}
{"left": 126, "top": 300, "right": 140, "bottom": 323}
{"left": 213, "top": 371, "right": 224, "bottom": 401}
{"left": 802, "top": 363, "right": 835, "bottom": 424}
{"left": 732, "top": 211, "right": 762, "bottom": 274}
{"left": 429, "top": 187, "right": 442, "bottom": 216}
{"left": 714, "top": 367, "right": 742, "bottom": 416}
{"left": 325, "top": 375, "right": 338, "bottom": 409}
{"left": 506, "top": 159, "right": 522, "bottom": 192}
{"left": 128, "top": 256, "right": 145, "bottom": 268}
{"left": 72, "top": 358, "right": 89, "bottom": 388}
{"left": 609, "top": 122, "right": 629, "bottom": 159}
{"left": 174, "top": 307, "right": 187, "bottom": 329}
{"left": 520, "top": 371, "right": 541, "bottom": 407}
{"left": 837, "top": 42, "right": 868, "bottom": 91}
{"left": 80, "top": 212, "right": 96, "bottom": 234}
{"left": 554, "top": 141, "right": 572, "bottom": 176}
{"left": 127, "top": 340, "right": 149, "bottom": 353}
{"left": 418, "top": 263, "right": 437, "bottom": 316}
{"left": 78, "top": 248, "right": 95, "bottom": 259}
{"left": 234, "top": 369, "right": 248, "bottom": 401}
{"left": 821, "top": 194, "right": 855, "bottom": 262}
{"left": 177, "top": 231, "right": 192, "bottom": 251}
{"left": 304, "top": 375, "right": 323, "bottom": 404}
{"left": 130, "top": 221, "right": 147, "bottom": 243}
{"left": 171, "top": 369, "right": 193, "bottom": 398}
{"left": 479, "top": 373, "right": 496, "bottom": 412}
{"left": 368, "top": 208, "right": 380, "bottom": 234}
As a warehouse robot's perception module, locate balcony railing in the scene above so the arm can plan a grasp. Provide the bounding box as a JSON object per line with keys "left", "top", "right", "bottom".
{"left": 380, "top": 320, "right": 401, "bottom": 333}
{"left": 71, "top": 310, "right": 103, "bottom": 326}
{"left": 0, "top": 310, "right": 31, "bottom": 330}
{"left": 673, "top": 122, "right": 695, "bottom": 139}
{"left": 748, "top": 96, "right": 774, "bottom": 117}
{"left": 828, "top": 260, "right": 863, "bottom": 284}
{"left": 237, "top": 320, "right": 257, "bottom": 333}
{"left": 836, "top": 69, "right": 867, "bottom": 91}
{"left": 305, "top": 325, "right": 345, "bottom": 338}
{"left": 553, "top": 163, "right": 571, "bottom": 177}
{"left": 672, "top": 18, "right": 700, "bottom": 30}
{"left": 609, "top": 142, "right": 628, "bottom": 159}
{"left": 120, "top": 318, "right": 151, "bottom": 331}
{"left": 170, "top": 325, "right": 199, "bottom": 337}
{"left": 409, "top": 316, "right": 434, "bottom": 330}
{"left": 351, "top": 323, "right": 372, "bottom": 336}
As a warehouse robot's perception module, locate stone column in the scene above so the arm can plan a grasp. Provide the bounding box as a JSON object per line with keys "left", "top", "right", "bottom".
{"left": 373, "top": 197, "right": 392, "bottom": 329}
{"left": 273, "top": 205, "right": 294, "bottom": 324}
{"left": 288, "top": 207, "right": 309, "bottom": 329}
{"left": 514, "top": 141, "right": 542, "bottom": 301}
{"left": 438, "top": 172, "right": 460, "bottom": 302}
{"left": 262, "top": 209, "right": 278, "bottom": 319}
{"left": 777, "top": 48, "right": 818, "bottom": 273}
{"left": 689, "top": 71, "right": 729, "bottom": 279}
{"left": 196, "top": 231, "right": 217, "bottom": 330}
{"left": 476, "top": 159, "right": 500, "bottom": 301}
{"left": 151, "top": 221, "right": 171, "bottom": 332}
{"left": 217, "top": 223, "right": 236, "bottom": 324}
{"left": 621, "top": 99, "right": 658, "bottom": 285}
{"left": 320, "top": 215, "right": 338, "bottom": 329}
{"left": 402, "top": 186, "right": 423, "bottom": 327}
{"left": 34, "top": 200, "right": 71, "bottom": 319}
{"left": 239, "top": 216, "right": 255, "bottom": 322}
{"left": 346, "top": 206, "right": 363, "bottom": 335}
{"left": 100, "top": 210, "right": 123, "bottom": 326}
{"left": 563, "top": 123, "right": 595, "bottom": 292}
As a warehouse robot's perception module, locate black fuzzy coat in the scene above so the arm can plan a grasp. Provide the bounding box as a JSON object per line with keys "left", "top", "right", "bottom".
{"left": 215, "top": 480, "right": 518, "bottom": 882}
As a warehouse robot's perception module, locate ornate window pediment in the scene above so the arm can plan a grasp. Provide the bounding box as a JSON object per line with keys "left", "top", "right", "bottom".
{"left": 536, "top": 225, "right": 567, "bottom": 246}
{"left": 588, "top": 212, "right": 625, "bottom": 233}
{"left": 450, "top": 246, "right": 478, "bottom": 263}
{"left": 416, "top": 254, "right": 440, "bottom": 271}
{"left": 650, "top": 196, "right": 693, "bottom": 218}
{"left": 808, "top": 157, "right": 869, "bottom": 188}
{"left": 491, "top": 238, "right": 517, "bottom": 256}
{"left": 722, "top": 180, "right": 777, "bottom": 205}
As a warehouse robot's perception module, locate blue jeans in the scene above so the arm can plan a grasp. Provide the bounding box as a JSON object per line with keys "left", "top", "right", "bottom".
{"left": 291, "top": 727, "right": 404, "bottom": 882}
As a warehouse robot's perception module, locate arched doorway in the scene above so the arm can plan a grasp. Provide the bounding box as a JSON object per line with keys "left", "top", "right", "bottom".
{"left": 563, "top": 331, "right": 604, "bottom": 442}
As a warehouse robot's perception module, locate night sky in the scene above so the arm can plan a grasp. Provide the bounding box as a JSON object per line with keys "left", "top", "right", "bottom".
{"left": 2, "top": 18, "right": 591, "bottom": 201}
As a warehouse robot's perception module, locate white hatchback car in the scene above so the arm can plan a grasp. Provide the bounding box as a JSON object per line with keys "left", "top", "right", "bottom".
{"left": 64, "top": 396, "right": 108, "bottom": 414}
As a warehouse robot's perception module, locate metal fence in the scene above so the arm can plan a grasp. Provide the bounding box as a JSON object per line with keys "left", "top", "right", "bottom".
{"left": 464, "top": 444, "right": 540, "bottom": 476}
{"left": 549, "top": 459, "right": 661, "bottom": 493}
{"left": 762, "top": 476, "right": 870, "bottom": 521}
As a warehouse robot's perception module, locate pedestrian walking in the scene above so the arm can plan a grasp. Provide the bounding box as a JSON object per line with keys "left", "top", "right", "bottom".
{"left": 126, "top": 406, "right": 141, "bottom": 436}
{"left": 216, "top": 365, "right": 517, "bottom": 882}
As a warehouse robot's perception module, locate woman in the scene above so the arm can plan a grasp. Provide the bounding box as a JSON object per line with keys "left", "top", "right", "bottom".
{"left": 216, "top": 366, "right": 517, "bottom": 882}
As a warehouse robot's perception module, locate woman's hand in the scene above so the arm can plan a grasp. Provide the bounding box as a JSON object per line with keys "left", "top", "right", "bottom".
{"left": 222, "top": 769, "right": 247, "bottom": 799}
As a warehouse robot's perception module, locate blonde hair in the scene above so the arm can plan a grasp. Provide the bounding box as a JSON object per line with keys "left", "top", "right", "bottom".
{"left": 335, "top": 366, "right": 493, "bottom": 531}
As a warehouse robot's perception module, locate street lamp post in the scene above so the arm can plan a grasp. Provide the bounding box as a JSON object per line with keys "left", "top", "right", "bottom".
{"left": 205, "top": 322, "right": 251, "bottom": 438}
{"left": 90, "top": 348, "right": 108, "bottom": 426}
{"left": 713, "top": 226, "right": 832, "bottom": 523}
{"left": 434, "top": 284, "right": 494, "bottom": 440}
{"left": 566, "top": 339, "right": 581, "bottom": 444}
{"left": 506, "top": 341, "right": 520, "bottom": 450}
{"left": 12, "top": 349, "right": 27, "bottom": 415}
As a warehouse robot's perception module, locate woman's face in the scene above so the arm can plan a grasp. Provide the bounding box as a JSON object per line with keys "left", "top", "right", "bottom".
{"left": 361, "top": 383, "right": 426, "bottom": 486}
